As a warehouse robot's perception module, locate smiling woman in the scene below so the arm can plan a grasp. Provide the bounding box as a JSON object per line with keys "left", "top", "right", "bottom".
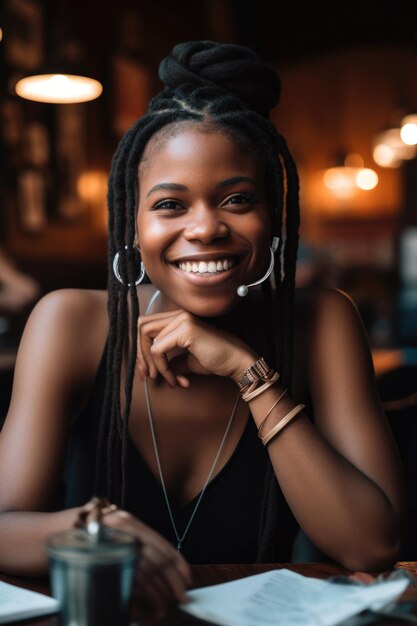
{"left": 0, "top": 40, "right": 406, "bottom": 617}
{"left": 136, "top": 128, "right": 271, "bottom": 316}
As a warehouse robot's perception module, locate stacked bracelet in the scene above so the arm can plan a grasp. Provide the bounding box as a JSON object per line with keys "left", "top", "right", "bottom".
{"left": 238, "top": 357, "right": 280, "bottom": 402}
{"left": 257, "top": 388, "right": 288, "bottom": 438}
{"left": 259, "top": 403, "right": 305, "bottom": 446}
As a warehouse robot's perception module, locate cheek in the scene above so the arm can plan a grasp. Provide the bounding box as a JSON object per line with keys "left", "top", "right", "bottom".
{"left": 136, "top": 215, "right": 179, "bottom": 282}
{"left": 137, "top": 213, "right": 166, "bottom": 255}
{"left": 248, "top": 214, "right": 272, "bottom": 249}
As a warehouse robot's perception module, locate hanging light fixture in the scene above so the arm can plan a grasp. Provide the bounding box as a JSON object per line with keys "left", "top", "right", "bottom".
{"left": 15, "top": 69, "right": 103, "bottom": 104}
{"left": 14, "top": 2, "right": 102, "bottom": 104}
{"left": 323, "top": 153, "right": 378, "bottom": 199}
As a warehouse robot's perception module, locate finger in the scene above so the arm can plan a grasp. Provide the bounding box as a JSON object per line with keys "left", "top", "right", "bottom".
{"left": 137, "top": 317, "right": 157, "bottom": 379}
{"left": 135, "top": 348, "right": 149, "bottom": 380}
{"left": 176, "top": 373, "right": 190, "bottom": 387}
{"left": 138, "top": 316, "right": 180, "bottom": 380}
{"left": 139, "top": 311, "right": 192, "bottom": 383}
{"left": 149, "top": 343, "right": 178, "bottom": 387}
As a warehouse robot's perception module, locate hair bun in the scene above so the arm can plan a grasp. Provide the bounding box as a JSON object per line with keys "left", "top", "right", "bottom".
{"left": 158, "top": 40, "right": 281, "bottom": 118}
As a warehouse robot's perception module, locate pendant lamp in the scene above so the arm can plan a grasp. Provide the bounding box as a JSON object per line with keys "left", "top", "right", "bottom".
{"left": 15, "top": 66, "right": 103, "bottom": 104}
{"left": 14, "top": 3, "right": 102, "bottom": 104}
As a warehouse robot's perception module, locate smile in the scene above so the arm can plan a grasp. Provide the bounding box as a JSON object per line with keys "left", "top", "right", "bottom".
{"left": 175, "top": 257, "right": 238, "bottom": 276}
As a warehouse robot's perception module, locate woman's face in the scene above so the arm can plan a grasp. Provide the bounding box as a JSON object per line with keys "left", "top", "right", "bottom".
{"left": 136, "top": 125, "right": 272, "bottom": 317}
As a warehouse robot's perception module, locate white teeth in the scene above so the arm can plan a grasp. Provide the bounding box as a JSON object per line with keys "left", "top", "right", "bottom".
{"left": 177, "top": 257, "right": 237, "bottom": 274}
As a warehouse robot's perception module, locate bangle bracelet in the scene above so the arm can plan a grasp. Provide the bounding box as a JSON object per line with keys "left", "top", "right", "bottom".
{"left": 257, "top": 388, "right": 288, "bottom": 437}
{"left": 260, "top": 403, "right": 305, "bottom": 446}
{"left": 242, "top": 372, "right": 280, "bottom": 402}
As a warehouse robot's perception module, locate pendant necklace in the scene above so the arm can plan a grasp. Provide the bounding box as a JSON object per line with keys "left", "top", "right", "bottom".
{"left": 144, "top": 290, "right": 241, "bottom": 552}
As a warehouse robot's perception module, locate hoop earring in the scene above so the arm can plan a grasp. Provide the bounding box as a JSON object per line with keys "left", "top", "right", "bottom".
{"left": 112, "top": 245, "right": 146, "bottom": 286}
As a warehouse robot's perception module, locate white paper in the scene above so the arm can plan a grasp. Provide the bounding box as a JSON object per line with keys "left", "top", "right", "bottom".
{"left": 181, "top": 568, "right": 411, "bottom": 626}
{"left": 0, "top": 580, "right": 59, "bottom": 624}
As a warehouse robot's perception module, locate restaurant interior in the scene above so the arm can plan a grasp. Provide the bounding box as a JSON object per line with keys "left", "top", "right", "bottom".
{"left": 1, "top": 0, "right": 417, "bottom": 437}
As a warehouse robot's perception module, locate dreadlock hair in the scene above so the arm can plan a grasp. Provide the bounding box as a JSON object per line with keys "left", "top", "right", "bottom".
{"left": 95, "top": 40, "right": 301, "bottom": 561}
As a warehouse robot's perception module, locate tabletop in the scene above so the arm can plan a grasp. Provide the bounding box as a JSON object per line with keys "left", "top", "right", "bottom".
{"left": 2, "top": 561, "right": 417, "bottom": 625}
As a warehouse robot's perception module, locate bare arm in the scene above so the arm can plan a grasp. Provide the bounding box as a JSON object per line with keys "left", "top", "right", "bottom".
{"left": 0, "top": 510, "right": 81, "bottom": 576}
{"left": 246, "top": 288, "right": 405, "bottom": 572}
{"left": 0, "top": 289, "right": 107, "bottom": 574}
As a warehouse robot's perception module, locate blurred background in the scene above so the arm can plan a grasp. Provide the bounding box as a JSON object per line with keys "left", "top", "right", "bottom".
{"left": 1, "top": 0, "right": 417, "bottom": 420}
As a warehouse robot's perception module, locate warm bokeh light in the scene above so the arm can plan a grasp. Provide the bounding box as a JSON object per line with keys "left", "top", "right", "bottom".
{"left": 356, "top": 168, "right": 378, "bottom": 190}
{"left": 400, "top": 115, "right": 417, "bottom": 146}
{"left": 324, "top": 167, "right": 355, "bottom": 191}
{"left": 373, "top": 127, "right": 417, "bottom": 167}
{"left": 77, "top": 170, "right": 108, "bottom": 231}
{"left": 323, "top": 154, "right": 378, "bottom": 198}
{"left": 372, "top": 144, "right": 402, "bottom": 168}
{"left": 15, "top": 73, "right": 103, "bottom": 104}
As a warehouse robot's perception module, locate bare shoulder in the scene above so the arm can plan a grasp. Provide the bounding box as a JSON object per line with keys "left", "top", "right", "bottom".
{"left": 30, "top": 287, "right": 107, "bottom": 317}
{"left": 294, "top": 286, "right": 363, "bottom": 332}
{"left": 26, "top": 287, "right": 107, "bottom": 331}
{"left": 18, "top": 288, "right": 109, "bottom": 388}
{"left": 294, "top": 285, "right": 357, "bottom": 308}
{"left": 294, "top": 286, "right": 376, "bottom": 392}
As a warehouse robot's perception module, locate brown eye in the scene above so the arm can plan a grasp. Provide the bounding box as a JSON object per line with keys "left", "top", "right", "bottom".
{"left": 223, "top": 193, "right": 258, "bottom": 207}
{"left": 153, "top": 199, "right": 185, "bottom": 211}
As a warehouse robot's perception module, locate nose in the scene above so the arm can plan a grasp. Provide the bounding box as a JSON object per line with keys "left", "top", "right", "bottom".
{"left": 183, "top": 206, "right": 230, "bottom": 244}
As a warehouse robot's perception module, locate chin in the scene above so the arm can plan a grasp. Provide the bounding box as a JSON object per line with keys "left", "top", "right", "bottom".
{"left": 175, "top": 292, "right": 241, "bottom": 318}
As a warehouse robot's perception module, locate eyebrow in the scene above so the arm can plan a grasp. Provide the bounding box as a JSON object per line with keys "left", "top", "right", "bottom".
{"left": 145, "top": 176, "right": 258, "bottom": 198}
{"left": 146, "top": 182, "right": 188, "bottom": 198}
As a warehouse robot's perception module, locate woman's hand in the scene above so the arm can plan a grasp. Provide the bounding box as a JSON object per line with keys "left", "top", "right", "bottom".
{"left": 75, "top": 498, "right": 191, "bottom": 618}
{"left": 137, "top": 309, "right": 258, "bottom": 387}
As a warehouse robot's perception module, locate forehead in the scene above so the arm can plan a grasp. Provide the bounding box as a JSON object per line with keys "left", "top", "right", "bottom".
{"left": 138, "top": 123, "right": 264, "bottom": 186}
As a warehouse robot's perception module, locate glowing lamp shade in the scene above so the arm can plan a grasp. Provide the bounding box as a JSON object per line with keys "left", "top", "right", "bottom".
{"left": 15, "top": 73, "right": 103, "bottom": 104}
{"left": 373, "top": 127, "right": 416, "bottom": 167}
{"left": 400, "top": 114, "right": 417, "bottom": 146}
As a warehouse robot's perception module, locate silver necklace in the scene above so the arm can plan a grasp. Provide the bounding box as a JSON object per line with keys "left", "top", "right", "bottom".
{"left": 144, "top": 290, "right": 241, "bottom": 552}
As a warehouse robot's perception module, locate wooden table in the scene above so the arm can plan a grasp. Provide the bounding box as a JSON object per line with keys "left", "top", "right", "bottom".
{"left": 2, "top": 561, "right": 417, "bottom": 625}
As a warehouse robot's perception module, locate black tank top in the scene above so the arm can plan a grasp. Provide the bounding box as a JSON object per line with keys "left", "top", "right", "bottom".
{"left": 64, "top": 343, "right": 269, "bottom": 563}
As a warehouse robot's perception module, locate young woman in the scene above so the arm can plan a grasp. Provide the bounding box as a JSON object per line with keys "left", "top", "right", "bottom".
{"left": 0, "top": 40, "right": 405, "bottom": 615}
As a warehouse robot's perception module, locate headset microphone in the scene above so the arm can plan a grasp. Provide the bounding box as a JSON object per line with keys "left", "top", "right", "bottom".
{"left": 237, "top": 236, "right": 279, "bottom": 297}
